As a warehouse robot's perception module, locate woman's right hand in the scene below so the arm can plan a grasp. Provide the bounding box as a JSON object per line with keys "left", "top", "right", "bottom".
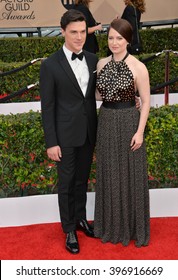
{"left": 130, "top": 132, "right": 143, "bottom": 151}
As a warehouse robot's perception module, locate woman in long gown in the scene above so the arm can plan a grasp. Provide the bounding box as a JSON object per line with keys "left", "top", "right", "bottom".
{"left": 94, "top": 18, "right": 150, "bottom": 247}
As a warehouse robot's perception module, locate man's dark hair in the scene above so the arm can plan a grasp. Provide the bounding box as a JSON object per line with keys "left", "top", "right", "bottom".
{"left": 60, "top": 9, "right": 86, "bottom": 30}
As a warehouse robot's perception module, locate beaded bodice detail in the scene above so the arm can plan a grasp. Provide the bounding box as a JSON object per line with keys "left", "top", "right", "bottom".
{"left": 96, "top": 55, "right": 135, "bottom": 102}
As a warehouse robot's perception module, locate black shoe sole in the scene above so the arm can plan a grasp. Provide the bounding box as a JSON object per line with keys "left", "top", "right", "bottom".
{"left": 66, "top": 246, "right": 80, "bottom": 254}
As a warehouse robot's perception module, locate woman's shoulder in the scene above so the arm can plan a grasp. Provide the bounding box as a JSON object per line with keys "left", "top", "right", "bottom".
{"left": 123, "top": 4, "right": 135, "bottom": 14}
{"left": 74, "top": 4, "right": 93, "bottom": 23}
{"left": 128, "top": 54, "right": 148, "bottom": 76}
{"left": 98, "top": 56, "right": 111, "bottom": 65}
{"left": 97, "top": 56, "right": 111, "bottom": 71}
{"left": 73, "top": 4, "right": 89, "bottom": 14}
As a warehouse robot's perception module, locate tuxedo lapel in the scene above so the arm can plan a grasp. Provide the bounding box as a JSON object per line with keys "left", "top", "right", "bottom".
{"left": 57, "top": 49, "right": 84, "bottom": 97}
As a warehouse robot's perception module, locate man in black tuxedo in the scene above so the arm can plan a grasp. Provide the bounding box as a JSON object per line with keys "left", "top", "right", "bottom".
{"left": 40, "top": 9, "right": 98, "bottom": 254}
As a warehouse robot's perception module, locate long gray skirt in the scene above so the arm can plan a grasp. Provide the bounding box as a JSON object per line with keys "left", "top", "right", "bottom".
{"left": 94, "top": 105, "right": 150, "bottom": 247}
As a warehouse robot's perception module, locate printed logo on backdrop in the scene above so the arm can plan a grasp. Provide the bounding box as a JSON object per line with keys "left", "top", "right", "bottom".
{"left": 60, "top": 0, "right": 74, "bottom": 10}
{"left": 0, "top": 0, "right": 35, "bottom": 22}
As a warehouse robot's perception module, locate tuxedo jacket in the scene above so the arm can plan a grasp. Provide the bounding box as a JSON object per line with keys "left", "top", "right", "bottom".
{"left": 40, "top": 48, "right": 98, "bottom": 148}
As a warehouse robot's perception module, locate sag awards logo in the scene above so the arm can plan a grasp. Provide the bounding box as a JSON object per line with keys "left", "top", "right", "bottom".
{"left": 0, "top": 0, "right": 35, "bottom": 21}
{"left": 60, "top": 0, "right": 74, "bottom": 10}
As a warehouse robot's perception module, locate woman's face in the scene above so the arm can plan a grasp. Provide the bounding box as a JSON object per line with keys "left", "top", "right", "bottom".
{"left": 108, "top": 27, "right": 128, "bottom": 54}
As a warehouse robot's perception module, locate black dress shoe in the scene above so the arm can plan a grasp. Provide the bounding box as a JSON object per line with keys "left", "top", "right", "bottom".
{"left": 66, "top": 231, "right": 79, "bottom": 254}
{"left": 77, "top": 219, "right": 95, "bottom": 238}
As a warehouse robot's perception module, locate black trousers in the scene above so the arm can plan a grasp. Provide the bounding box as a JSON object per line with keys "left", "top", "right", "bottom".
{"left": 56, "top": 137, "right": 94, "bottom": 233}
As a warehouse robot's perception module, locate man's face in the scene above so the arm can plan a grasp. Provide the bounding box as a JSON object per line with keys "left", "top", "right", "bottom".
{"left": 62, "top": 21, "right": 87, "bottom": 53}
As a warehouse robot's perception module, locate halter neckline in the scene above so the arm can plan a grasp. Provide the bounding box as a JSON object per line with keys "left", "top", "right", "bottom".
{"left": 112, "top": 52, "right": 129, "bottom": 63}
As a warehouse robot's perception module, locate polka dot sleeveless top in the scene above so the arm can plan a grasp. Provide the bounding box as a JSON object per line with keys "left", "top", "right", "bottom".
{"left": 96, "top": 53, "right": 136, "bottom": 102}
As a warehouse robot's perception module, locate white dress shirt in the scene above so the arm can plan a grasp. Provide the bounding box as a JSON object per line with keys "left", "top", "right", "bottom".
{"left": 63, "top": 44, "right": 89, "bottom": 96}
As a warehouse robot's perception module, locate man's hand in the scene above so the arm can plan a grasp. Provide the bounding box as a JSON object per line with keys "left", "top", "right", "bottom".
{"left": 135, "top": 96, "right": 141, "bottom": 110}
{"left": 47, "top": 146, "right": 62, "bottom": 161}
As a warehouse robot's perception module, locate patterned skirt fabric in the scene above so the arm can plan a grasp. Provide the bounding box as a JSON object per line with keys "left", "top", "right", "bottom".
{"left": 94, "top": 105, "right": 150, "bottom": 247}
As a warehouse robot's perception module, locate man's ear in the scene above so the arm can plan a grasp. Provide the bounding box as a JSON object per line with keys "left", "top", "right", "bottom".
{"left": 61, "top": 28, "right": 65, "bottom": 37}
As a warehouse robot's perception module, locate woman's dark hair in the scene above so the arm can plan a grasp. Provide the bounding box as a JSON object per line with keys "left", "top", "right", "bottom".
{"left": 60, "top": 9, "right": 86, "bottom": 30}
{"left": 108, "top": 18, "right": 133, "bottom": 43}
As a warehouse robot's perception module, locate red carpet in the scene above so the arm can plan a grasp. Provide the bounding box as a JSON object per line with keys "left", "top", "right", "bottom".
{"left": 0, "top": 217, "right": 178, "bottom": 260}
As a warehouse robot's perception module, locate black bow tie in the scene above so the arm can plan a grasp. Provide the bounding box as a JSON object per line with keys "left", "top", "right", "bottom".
{"left": 71, "top": 52, "right": 84, "bottom": 61}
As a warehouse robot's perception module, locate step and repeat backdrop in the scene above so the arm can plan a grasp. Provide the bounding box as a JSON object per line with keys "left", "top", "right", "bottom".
{"left": 0, "top": 0, "right": 177, "bottom": 28}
